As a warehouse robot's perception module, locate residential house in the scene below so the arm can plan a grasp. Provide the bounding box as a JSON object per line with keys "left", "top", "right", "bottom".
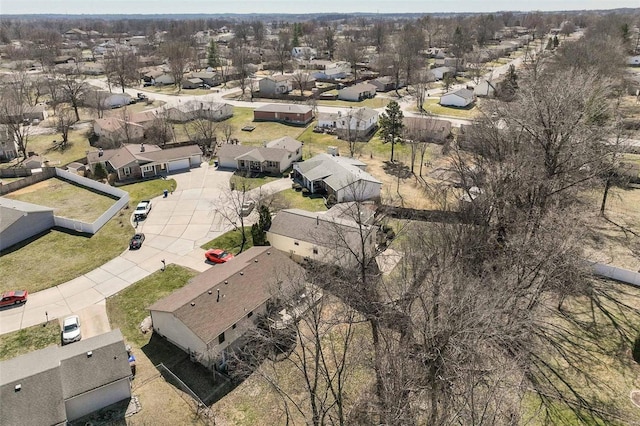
{"left": 291, "top": 73, "right": 316, "bottom": 91}
{"left": 93, "top": 117, "right": 144, "bottom": 145}
{"left": 149, "top": 247, "right": 307, "bottom": 371}
{"left": 154, "top": 73, "right": 175, "bottom": 86}
{"left": 369, "top": 76, "right": 403, "bottom": 92}
{"left": 63, "top": 28, "right": 88, "bottom": 40}
{"left": 338, "top": 82, "right": 377, "bottom": 102}
{"left": 317, "top": 107, "right": 379, "bottom": 141}
{"left": 88, "top": 91, "right": 133, "bottom": 109}
{"left": 190, "top": 71, "right": 222, "bottom": 87}
{"left": 182, "top": 78, "right": 204, "bottom": 89}
{"left": 440, "top": 88, "right": 476, "bottom": 107}
{"left": 79, "top": 62, "right": 105, "bottom": 76}
{"left": 435, "top": 57, "right": 465, "bottom": 70}
{"left": 217, "top": 136, "right": 303, "bottom": 173}
{"left": 165, "top": 100, "right": 233, "bottom": 123}
{"left": 258, "top": 74, "right": 293, "bottom": 96}
{"left": 87, "top": 143, "right": 202, "bottom": 181}
{"left": 293, "top": 153, "right": 382, "bottom": 202}
{"left": 474, "top": 79, "right": 498, "bottom": 98}
{"left": 0, "top": 124, "right": 17, "bottom": 161}
{"left": 291, "top": 46, "right": 317, "bottom": 60}
{"left": 267, "top": 205, "right": 377, "bottom": 269}
{"left": 428, "top": 66, "right": 454, "bottom": 81}
{"left": 253, "top": 104, "right": 314, "bottom": 125}
{"left": 402, "top": 116, "right": 452, "bottom": 144}
{"left": 311, "top": 62, "right": 351, "bottom": 81}
{"left": 0, "top": 329, "right": 131, "bottom": 426}
{"left": 0, "top": 198, "right": 54, "bottom": 251}
{"left": 128, "top": 110, "right": 158, "bottom": 130}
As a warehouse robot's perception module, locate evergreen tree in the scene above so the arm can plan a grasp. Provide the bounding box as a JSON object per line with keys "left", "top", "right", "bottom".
{"left": 379, "top": 101, "right": 404, "bottom": 163}
{"left": 207, "top": 39, "right": 221, "bottom": 69}
{"left": 251, "top": 205, "right": 272, "bottom": 246}
{"left": 553, "top": 35, "right": 560, "bottom": 48}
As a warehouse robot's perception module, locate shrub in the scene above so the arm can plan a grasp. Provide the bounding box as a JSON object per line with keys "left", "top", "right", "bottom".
{"left": 633, "top": 335, "right": 640, "bottom": 364}
{"left": 301, "top": 188, "right": 310, "bottom": 196}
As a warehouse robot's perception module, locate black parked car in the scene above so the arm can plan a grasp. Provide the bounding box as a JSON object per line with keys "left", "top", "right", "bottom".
{"left": 129, "top": 233, "right": 145, "bottom": 250}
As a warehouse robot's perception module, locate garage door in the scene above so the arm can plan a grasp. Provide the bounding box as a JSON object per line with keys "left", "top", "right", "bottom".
{"left": 190, "top": 154, "right": 202, "bottom": 166}
{"left": 167, "top": 158, "right": 190, "bottom": 172}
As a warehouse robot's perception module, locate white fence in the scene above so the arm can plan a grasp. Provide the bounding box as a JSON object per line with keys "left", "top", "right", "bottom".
{"left": 52, "top": 168, "right": 130, "bottom": 234}
{"left": 591, "top": 262, "right": 640, "bottom": 287}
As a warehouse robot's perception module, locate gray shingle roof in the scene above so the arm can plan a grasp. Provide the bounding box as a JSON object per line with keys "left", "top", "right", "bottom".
{"left": 266, "top": 136, "right": 302, "bottom": 152}
{"left": 444, "top": 88, "right": 475, "bottom": 101}
{"left": 296, "top": 154, "right": 380, "bottom": 190}
{"left": 0, "top": 198, "right": 54, "bottom": 233}
{"left": 0, "top": 330, "right": 130, "bottom": 426}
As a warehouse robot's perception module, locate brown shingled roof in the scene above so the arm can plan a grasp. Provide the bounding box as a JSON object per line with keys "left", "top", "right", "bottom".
{"left": 149, "top": 247, "right": 305, "bottom": 346}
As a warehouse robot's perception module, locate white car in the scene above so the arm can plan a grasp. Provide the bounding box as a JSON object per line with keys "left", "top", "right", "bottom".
{"left": 62, "top": 315, "right": 81, "bottom": 345}
{"left": 134, "top": 200, "right": 152, "bottom": 220}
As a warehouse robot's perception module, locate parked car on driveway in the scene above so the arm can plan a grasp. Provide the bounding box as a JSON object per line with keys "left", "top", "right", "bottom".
{"left": 0, "top": 290, "right": 28, "bottom": 307}
{"left": 134, "top": 200, "right": 152, "bottom": 220}
{"left": 205, "top": 248, "right": 234, "bottom": 264}
{"left": 62, "top": 315, "right": 81, "bottom": 345}
{"left": 129, "top": 233, "right": 146, "bottom": 249}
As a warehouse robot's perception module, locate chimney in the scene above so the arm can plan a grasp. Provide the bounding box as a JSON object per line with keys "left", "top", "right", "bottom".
{"left": 98, "top": 147, "right": 103, "bottom": 157}
{"left": 140, "top": 143, "right": 145, "bottom": 152}
{"left": 217, "top": 289, "right": 220, "bottom": 302}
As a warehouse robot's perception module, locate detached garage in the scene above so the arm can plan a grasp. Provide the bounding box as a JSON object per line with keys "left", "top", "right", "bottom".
{"left": 0, "top": 198, "right": 54, "bottom": 252}
{"left": 440, "top": 88, "right": 476, "bottom": 107}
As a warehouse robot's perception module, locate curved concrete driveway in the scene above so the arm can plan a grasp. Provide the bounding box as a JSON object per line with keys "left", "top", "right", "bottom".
{"left": 0, "top": 163, "right": 292, "bottom": 334}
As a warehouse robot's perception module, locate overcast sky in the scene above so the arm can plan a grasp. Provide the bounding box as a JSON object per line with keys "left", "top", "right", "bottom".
{"left": 1, "top": 0, "right": 638, "bottom": 15}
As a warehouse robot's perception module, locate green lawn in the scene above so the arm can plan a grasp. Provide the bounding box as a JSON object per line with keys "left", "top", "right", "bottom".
{"left": 15, "top": 129, "right": 91, "bottom": 168}
{"left": 106, "top": 264, "right": 199, "bottom": 347}
{"left": 4, "top": 178, "right": 117, "bottom": 222}
{"left": 201, "top": 227, "right": 254, "bottom": 253}
{"left": 228, "top": 107, "right": 309, "bottom": 144}
{"left": 0, "top": 178, "right": 176, "bottom": 294}
{"left": 421, "top": 98, "right": 479, "bottom": 119}
{"left": 272, "top": 188, "right": 328, "bottom": 212}
{"left": 0, "top": 321, "right": 60, "bottom": 361}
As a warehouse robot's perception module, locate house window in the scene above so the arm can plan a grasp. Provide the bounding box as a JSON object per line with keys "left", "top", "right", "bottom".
{"left": 142, "top": 165, "right": 154, "bottom": 173}
{"left": 123, "top": 167, "right": 131, "bottom": 176}
{"left": 218, "top": 332, "right": 225, "bottom": 344}
{"left": 313, "top": 247, "right": 318, "bottom": 254}
{"left": 239, "top": 160, "right": 245, "bottom": 167}
{"left": 267, "top": 161, "right": 278, "bottom": 168}
{"left": 247, "top": 311, "right": 254, "bottom": 318}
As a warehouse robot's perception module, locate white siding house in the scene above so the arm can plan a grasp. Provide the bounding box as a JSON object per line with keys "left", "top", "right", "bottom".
{"left": 317, "top": 107, "right": 379, "bottom": 140}
{"left": 267, "top": 207, "right": 377, "bottom": 269}
{"left": 474, "top": 79, "right": 497, "bottom": 98}
{"left": 338, "top": 82, "right": 377, "bottom": 102}
{"left": 440, "top": 88, "right": 476, "bottom": 107}
{"left": 293, "top": 153, "right": 382, "bottom": 202}
{"left": 148, "top": 247, "right": 306, "bottom": 371}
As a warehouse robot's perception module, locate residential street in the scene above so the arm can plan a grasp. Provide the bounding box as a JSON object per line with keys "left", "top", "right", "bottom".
{"left": 0, "top": 162, "right": 292, "bottom": 334}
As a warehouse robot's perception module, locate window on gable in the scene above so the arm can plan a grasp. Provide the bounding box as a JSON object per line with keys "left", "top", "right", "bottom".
{"left": 248, "top": 311, "right": 254, "bottom": 318}
{"left": 123, "top": 166, "right": 131, "bottom": 176}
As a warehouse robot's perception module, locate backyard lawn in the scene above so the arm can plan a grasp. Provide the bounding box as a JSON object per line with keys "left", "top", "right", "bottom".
{"left": 201, "top": 227, "right": 254, "bottom": 253}
{"left": 4, "top": 177, "right": 117, "bottom": 222}
{"left": 421, "top": 98, "right": 478, "bottom": 119}
{"left": 227, "top": 107, "right": 309, "bottom": 144}
{"left": 230, "top": 173, "right": 281, "bottom": 191}
{"left": 271, "top": 188, "right": 328, "bottom": 212}
{"left": 14, "top": 128, "right": 91, "bottom": 168}
{"left": 0, "top": 178, "right": 176, "bottom": 294}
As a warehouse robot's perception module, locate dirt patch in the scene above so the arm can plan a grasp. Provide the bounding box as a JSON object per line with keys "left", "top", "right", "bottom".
{"left": 6, "top": 178, "right": 53, "bottom": 196}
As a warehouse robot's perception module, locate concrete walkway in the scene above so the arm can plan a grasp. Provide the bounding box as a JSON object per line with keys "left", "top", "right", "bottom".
{"left": 0, "top": 163, "right": 293, "bottom": 334}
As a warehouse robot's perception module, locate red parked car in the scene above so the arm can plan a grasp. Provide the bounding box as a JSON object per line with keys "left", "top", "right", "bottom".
{"left": 205, "top": 248, "right": 234, "bottom": 264}
{"left": 0, "top": 290, "right": 28, "bottom": 307}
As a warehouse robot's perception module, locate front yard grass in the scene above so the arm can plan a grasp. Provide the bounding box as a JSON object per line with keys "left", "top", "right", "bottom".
{"left": 201, "top": 227, "right": 254, "bottom": 253}
{"left": 272, "top": 188, "right": 328, "bottom": 212}
{"left": 4, "top": 177, "right": 117, "bottom": 222}
{"left": 0, "top": 320, "right": 60, "bottom": 361}
{"left": 230, "top": 173, "right": 281, "bottom": 191}
{"left": 0, "top": 178, "right": 176, "bottom": 294}
{"left": 106, "top": 264, "right": 199, "bottom": 347}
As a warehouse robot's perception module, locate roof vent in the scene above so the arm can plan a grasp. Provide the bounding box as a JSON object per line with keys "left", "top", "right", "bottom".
{"left": 190, "top": 302, "right": 195, "bottom": 306}
{"left": 240, "top": 272, "right": 244, "bottom": 276}
{"left": 267, "top": 251, "right": 271, "bottom": 255}
{"left": 254, "top": 259, "right": 258, "bottom": 263}
{"left": 217, "top": 289, "right": 220, "bottom": 302}
{"left": 224, "top": 280, "right": 228, "bottom": 285}
{"left": 14, "top": 384, "right": 21, "bottom": 392}
{"left": 87, "top": 351, "right": 93, "bottom": 358}
{"left": 208, "top": 290, "right": 212, "bottom": 295}
{"left": 140, "top": 143, "right": 145, "bottom": 152}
